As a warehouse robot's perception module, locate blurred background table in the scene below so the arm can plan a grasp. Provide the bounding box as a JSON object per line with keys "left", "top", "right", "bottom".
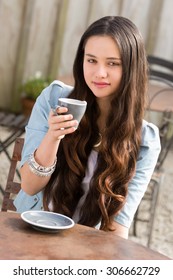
{"left": 148, "top": 83, "right": 173, "bottom": 112}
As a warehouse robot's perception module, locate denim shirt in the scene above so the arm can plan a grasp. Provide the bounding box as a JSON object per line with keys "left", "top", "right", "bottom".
{"left": 14, "top": 80, "right": 161, "bottom": 228}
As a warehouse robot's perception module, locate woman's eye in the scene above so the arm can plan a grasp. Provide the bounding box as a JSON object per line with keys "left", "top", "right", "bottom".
{"left": 108, "top": 62, "right": 120, "bottom": 66}
{"left": 87, "top": 59, "right": 96, "bottom": 63}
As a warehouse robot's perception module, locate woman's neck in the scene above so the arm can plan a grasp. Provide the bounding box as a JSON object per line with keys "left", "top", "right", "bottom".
{"left": 96, "top": 98, "right": 111, "bottom": 132}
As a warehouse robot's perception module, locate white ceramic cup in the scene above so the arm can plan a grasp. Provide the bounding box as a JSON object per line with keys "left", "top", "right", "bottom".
{"left": 58, "top": 98, "right": 87, "bottom": 125}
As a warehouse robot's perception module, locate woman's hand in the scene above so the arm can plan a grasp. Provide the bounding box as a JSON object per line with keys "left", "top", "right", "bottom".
{"left": 48, "top": 107, "right": 78, "bottom": 141}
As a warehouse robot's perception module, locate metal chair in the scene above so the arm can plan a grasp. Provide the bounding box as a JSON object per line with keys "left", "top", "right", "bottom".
{"left": 147, "top": 55, "right": 173, "bottom": 170}
{"left": 1, "top": 137, "right": 24, "bottom": 211}
{"left": 131, "top": 55, "right": 173, "bottom": 246}
{"left": 0, "top": 112, "right": 28, "bottom": 194}
{"left": 147, "top": 55, "right": 173, "bottom": 85}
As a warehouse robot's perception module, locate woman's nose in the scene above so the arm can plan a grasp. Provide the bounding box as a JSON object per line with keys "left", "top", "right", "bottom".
{"left": 95, "top": 65, "right": 108, "bottom": 78}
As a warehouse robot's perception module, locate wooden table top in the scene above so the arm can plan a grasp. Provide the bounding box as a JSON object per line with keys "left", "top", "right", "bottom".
{"left": 0, "top": 212, "right": 171, "bottom": 260}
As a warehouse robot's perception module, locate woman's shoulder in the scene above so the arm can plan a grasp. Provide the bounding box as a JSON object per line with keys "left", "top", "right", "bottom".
{"left": 50, "top": 80, "right": 74, "bottom": 92}
{"left": 141, "top": 119, "right": 161, "bottom": 149}
{"left": 42, "top": 79, "right": 73, "bottom": 99}
{"left": 35, "top": 79, "right": 74, "bottom": 111}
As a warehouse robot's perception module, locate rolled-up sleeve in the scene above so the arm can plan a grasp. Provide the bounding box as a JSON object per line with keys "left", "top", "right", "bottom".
{"left": 20, "top": 81, "right": 73, "bottom": 166}
{"left": 114, "top": 120, "right": 161, "bottom": 228}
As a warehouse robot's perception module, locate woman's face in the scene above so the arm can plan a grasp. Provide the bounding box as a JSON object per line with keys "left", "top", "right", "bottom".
{"left": 83, "top": 35, "right": 122, "bottom": 101}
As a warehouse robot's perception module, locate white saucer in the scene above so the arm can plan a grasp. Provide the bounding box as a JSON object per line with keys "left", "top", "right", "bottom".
{"left": 21, "top": 210, "right": 75, "bottom": 232}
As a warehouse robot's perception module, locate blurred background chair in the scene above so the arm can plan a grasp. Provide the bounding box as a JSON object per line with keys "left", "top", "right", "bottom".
{"left": 148, "top": 55, "right": 173, "bottom": 85}
{"left": 147, "top": 55, "right": 173, "bottom": 170}
{"left": 0, "top": 112, "right": 27, "bottom": 195}
{"left": 1, "top": 137, "right": 24, "bottom": 212}
{"left": 131, "top": 55, "right": 173, "bottom": 247}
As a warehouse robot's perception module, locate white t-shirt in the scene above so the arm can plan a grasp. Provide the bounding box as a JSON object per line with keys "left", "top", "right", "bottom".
{"left": 72, "top": 150, "right": 98, "bottom": 223}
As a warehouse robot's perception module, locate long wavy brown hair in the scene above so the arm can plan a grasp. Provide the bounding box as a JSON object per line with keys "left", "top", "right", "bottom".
{"left": 43, "top": 16, "right": 148, "bottom": 231}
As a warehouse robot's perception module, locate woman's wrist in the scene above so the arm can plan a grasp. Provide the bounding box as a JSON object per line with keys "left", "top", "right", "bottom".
{"left": 33, "top": 132, "right": 60, "bottom": 168}
{"left": 27, "top": 150, "right": 57, "bottom": 177}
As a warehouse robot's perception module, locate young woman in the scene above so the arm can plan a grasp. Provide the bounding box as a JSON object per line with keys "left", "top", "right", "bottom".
{"left": 14, "top": 16, "right": 161, "bottom": 238}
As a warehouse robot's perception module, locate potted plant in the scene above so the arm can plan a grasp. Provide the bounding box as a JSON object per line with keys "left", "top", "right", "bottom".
{"left": 20, "top": 72, "right": 51, "bottom": 116}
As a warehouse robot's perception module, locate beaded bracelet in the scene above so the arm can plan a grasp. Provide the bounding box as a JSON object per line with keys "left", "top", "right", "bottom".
{"left": 27, "top": 150, "right": 57, "bottom": 177}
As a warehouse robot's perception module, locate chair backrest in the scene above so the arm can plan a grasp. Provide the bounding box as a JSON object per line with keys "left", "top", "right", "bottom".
{"left": 147, "top": 56, "right": 173, "bottom": 171}
{"left": 148, "top": 55, "right": 173, "bottom": 85}
{"left": 1, "top": 137, "right": 24, "bottom": 211}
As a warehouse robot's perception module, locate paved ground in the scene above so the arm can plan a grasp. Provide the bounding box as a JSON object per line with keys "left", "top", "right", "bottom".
{"left": 129, "top": 149, "right": 173, "bottom": 259}
{"left": 0, "top": 127, "right": 173, "bottom": 259}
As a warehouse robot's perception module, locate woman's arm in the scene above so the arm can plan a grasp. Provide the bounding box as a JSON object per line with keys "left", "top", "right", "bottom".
{"left": 112, "top": 221, "right": 129, "bottom": 239}
{"left": 20, "top": 81, "right": 77, "bottom": 195}
{"left": 21, "top": 107, "right": 78, "bottom": 195}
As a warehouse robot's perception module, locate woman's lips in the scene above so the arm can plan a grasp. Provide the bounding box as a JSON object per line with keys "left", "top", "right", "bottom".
{"left": 92, "top": 81, "right": 110, "bottom": 88}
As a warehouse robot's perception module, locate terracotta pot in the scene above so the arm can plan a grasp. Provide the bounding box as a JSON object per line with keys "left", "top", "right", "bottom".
{"left": 21, "top": 97, "right": 35, "bottom": 116}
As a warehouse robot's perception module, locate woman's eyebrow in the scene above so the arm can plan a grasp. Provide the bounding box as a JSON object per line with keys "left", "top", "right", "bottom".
{"left": 85, "top": 53, "right": 96, "bottom": 57}
{"left": 85, "top": 53, "right": 121, "bottom": 60}
{"left": 107, "top": 57, "right": 121, "bottom": 61}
